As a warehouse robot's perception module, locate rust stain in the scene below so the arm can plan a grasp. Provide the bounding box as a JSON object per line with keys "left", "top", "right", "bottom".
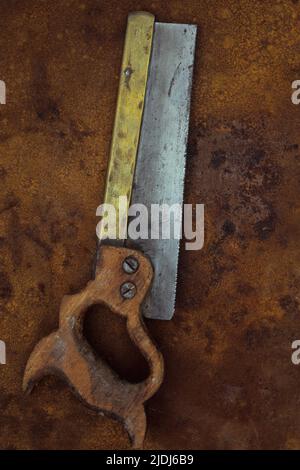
{"left": 0, "top": 0, "right": 299, "bottom": 451}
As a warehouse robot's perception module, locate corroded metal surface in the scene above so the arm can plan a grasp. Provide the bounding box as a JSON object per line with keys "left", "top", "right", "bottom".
{"left": 0, "top": 0, "right": 300, "bottom": 450}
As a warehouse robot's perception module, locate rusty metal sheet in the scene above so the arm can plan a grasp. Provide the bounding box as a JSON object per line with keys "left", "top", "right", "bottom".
{"left": 0, "top": 0, "right": 299, "bottom": 452}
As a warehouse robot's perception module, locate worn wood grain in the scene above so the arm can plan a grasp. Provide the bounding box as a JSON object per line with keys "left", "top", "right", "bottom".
{"left": 23, "top": 245, "right": 164, "bottom": 448}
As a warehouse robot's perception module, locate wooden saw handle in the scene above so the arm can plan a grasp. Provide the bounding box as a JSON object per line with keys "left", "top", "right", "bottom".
{"left": 23, "top": 245, "right": 164, "bottom": 448}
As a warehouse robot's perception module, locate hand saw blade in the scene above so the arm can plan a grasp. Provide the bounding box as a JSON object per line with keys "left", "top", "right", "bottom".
{"left": 126, "top": 22, "right": 197, "bottom": 320}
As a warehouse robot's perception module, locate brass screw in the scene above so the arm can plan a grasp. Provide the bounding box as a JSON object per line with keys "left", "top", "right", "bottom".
{"left": 120, "top": 282, "right": 136, "bottom": 299}
{"left": 122, "top": 256, "right": 139, "bottom": 274}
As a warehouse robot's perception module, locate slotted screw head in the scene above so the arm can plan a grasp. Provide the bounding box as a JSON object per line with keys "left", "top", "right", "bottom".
{"left": 120, "top": 282, "right": 136, "bottom": 299}
{"left": 122, "top": 256, "right": 139, "bottom": 274}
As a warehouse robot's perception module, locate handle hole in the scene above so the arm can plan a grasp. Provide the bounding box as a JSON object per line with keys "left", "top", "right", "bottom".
{"left": 83, "top": 304, "right": 149, "bottom": 384}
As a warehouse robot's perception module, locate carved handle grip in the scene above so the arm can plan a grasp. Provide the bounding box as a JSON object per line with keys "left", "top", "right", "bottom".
{"left": 23, "top": 245, "right": 164, "bottom": 448}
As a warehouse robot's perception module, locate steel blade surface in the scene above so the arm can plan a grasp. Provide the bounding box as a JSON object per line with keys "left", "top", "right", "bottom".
{"left": 127, "top": 22, "right": 197, "bottom": 320}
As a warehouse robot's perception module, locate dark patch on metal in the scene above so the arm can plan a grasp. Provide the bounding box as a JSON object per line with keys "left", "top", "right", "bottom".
{"left": 230, "top": 308, "right": 249, "bottom": 326}
{"left": 279, "top": 295, "right": 300, "bottom": 320}
{"left": 246, "top": 148, "right": 265, "bottom": 168}
{"left": 0, "top": 272, "right": 13, "bottom": 303}
{"left": 31, "top": 59, "right": 60, "bottom": 122}
{"left": 24, "top": 227, "right": 53, "bottom": 259}
{"left": 210, "top": 150, "right": 227, "bottom": 169}
{"left": 222, "top": 220, "right": 236, "bottom": 236}
{"left": 0, "top": 166, "right": 7, "bottom": 179}
{"left": 254, "top": 211, "right": 277, "bottom": 240}
{"left": 0, "top": 193, "right": 19, "bottom": 215}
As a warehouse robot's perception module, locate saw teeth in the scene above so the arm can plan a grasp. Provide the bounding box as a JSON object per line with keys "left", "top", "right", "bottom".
{"left": 126, "top": 23, "right": 197, "bottom": 320}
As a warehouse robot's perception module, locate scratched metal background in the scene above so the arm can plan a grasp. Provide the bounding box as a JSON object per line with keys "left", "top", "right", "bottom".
{"left": 0, "top": 0, "right": 300, "bottom": 450}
